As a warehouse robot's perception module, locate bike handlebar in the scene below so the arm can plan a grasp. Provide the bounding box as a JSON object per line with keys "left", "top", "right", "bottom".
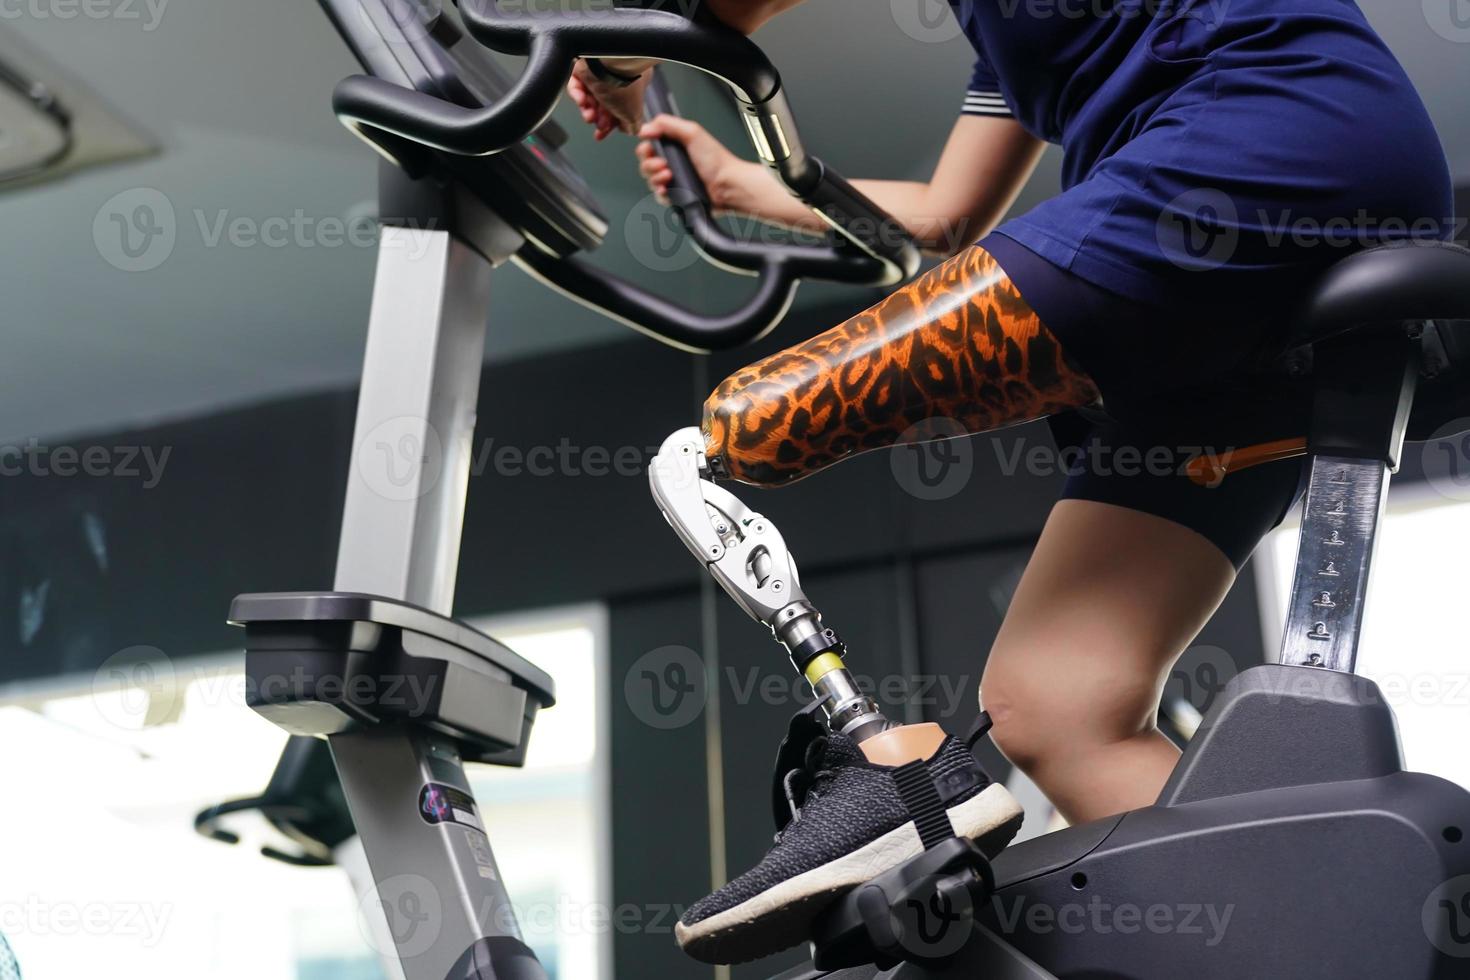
{"left": 331, "top": 0, "right": 921, "bottom": 350}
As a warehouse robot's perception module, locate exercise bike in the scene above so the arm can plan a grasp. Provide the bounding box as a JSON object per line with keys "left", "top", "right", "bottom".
{"left": 197, "top": 0, "right": 1470, "bottom": 976}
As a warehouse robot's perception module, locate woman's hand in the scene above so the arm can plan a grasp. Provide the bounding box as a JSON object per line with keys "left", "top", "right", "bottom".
{"left": 635, "top": 115, "right": 754, "bottom": 213}
{"left": 566, "top": 60, "right": 653, "bottom": 140}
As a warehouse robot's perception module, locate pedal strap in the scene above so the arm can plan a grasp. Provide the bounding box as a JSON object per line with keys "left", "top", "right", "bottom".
{"left": 963, "top": 711, "right": 994, "bottom": 754}
{"left": 890, "top": 760, "right": 956, "bottom": 850}
{"left": 770, "top": 700, "right": 829, "bottom": 832}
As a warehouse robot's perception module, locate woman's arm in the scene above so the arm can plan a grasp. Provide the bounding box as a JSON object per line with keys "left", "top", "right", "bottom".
{"left": 639, "top": 114, "right": 1046, "bottom": 257}
{"left": 853, "top": 115, "right": 1046, "bottom": 254}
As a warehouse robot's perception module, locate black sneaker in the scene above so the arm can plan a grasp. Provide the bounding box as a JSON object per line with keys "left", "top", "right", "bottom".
{"left": 674, "top": 732, "right": 1023, "bottom": 965}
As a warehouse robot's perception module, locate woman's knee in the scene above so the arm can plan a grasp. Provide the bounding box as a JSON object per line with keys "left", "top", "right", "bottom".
{"left": 980, "top": 650, "right": 1160, "bottom": 774}
{"left": 979, "top": 666, "right": 1068, "bottom": 772}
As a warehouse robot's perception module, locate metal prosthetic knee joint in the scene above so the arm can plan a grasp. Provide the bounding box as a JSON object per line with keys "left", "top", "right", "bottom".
{"left": 649, "top": 427, "right": 890, "bottom": 743}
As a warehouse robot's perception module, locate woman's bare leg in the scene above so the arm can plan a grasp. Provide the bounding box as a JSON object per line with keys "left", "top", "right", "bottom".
{"left": 981, "top": 499, "right": 1236, "bottom": 824}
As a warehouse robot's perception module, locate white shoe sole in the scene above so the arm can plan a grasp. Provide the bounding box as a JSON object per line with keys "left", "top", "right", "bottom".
{"left": 675, "top": 782, "right": 1023, "bottom": 964}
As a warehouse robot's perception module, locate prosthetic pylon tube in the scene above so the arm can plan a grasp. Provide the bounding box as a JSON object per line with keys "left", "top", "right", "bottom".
{"left": 649, "top": 426, "right": 890, "bottom": 743}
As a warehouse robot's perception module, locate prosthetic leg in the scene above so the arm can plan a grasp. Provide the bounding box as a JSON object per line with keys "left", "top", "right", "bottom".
{"left": 648, "top": 246, "right": 1097, "bottom": 965}
{"left": 649, "top": 245, "right": 1098, "bottom": 757}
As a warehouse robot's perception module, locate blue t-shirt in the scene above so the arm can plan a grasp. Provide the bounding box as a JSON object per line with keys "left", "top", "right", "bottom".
{"left": 949, "top": 0, "right": 1453, "bottom": 309}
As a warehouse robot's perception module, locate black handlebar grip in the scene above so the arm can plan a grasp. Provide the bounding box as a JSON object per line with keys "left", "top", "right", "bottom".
{"left": 642, "top": 72, "right": 714, "bottom": 215}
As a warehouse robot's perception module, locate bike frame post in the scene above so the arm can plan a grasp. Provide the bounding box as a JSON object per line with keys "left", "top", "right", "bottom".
{"left": 327, "top": 220, "right": 542, "bottom": 980}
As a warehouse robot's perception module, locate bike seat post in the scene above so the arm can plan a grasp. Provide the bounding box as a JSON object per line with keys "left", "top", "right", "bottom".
{"left": 1277, "top": 325, "right": 1421, "bottom": 674}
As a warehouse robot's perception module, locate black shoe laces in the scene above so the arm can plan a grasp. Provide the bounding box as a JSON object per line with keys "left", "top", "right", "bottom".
{"left": 776, "top": 736, "right": 838, "bottom": 843}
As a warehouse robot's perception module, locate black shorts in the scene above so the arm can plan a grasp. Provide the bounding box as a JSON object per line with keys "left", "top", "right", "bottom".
{"left": 981, "top": 232, "right": 1310, "bottom": 570}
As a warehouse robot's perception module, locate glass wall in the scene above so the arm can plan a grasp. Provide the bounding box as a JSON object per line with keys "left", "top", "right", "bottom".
{"left": 0, "top": 604, "right": 609, "bottom": 980}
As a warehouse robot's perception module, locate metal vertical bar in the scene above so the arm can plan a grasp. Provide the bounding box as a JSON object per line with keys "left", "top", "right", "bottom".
{"left": 1277, "top": 455, "right": 1391, "bottom": 674}
{"left": 328, "top": 226, "right": 543, "bottom": 979}
{"left": 332, "top": 728, "right": 532, "bottom": 980}
{"left": 333, "top": 226, "right": 493, "bottom": 616}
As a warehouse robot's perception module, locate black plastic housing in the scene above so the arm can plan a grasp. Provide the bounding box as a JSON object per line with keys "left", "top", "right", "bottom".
{"left": 232, "top": 591, "right": 555, "bottom": 766}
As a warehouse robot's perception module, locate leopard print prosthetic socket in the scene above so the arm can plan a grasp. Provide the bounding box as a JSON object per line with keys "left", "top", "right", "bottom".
{"left": 703, "top": 246, "right": 1101, "bottom": 486}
